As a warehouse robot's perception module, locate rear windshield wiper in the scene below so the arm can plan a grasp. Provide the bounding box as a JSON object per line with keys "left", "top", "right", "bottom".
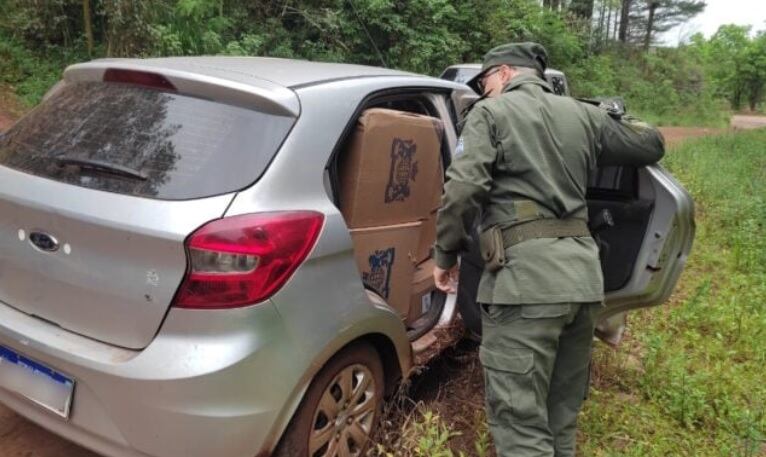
{"left": 54, "top": 157, "right": 148, "bottom": 181}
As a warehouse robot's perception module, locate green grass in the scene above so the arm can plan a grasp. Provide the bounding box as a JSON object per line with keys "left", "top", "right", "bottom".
{"left": 380, "top": 130, "right": 766, "bottom": 456}
{"left": 374, "top": 411, "right": 471, "bottom": 457}
{"left": 579, "top": 130, "right": 765, "bottom": 456}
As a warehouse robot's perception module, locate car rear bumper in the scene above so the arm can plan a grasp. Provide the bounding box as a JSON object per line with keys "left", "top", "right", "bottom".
{"left": 0, "top": 300, "right": 300, "bottom": 457}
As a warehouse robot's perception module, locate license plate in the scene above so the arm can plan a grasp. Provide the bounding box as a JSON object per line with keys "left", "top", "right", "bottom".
{"left": 0, "top": 345, "right": 75, "bottom": 418}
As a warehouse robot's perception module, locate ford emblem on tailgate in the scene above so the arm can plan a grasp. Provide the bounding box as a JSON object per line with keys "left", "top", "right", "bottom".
{"left": 29, "top": 232, "right": 60, "bottom": 252}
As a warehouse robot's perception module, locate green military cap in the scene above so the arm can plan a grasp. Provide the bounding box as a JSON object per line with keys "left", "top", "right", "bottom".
{"left": 467, "top": 42, "right": 549, "bottom": 93}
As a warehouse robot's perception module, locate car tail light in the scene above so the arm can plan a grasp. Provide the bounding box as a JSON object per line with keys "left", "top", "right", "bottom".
{"left": 172, "top": 211, "right": 324, "bottom": 309}
{"left": 103, "top": 69, "right": 177, "bottom": 92}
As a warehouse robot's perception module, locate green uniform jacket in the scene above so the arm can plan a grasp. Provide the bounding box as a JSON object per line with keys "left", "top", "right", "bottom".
{"left": 434, "top": 74, "right": 665, "bottom": 305}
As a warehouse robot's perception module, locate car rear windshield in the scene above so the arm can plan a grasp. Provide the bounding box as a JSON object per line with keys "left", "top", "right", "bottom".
{"left": 0, "top": 81, "right": 295, "bottom": 200}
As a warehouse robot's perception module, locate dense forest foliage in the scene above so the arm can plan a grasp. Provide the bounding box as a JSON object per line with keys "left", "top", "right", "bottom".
{"left": 0, "top": 0, "right": 764, "bottom": 125}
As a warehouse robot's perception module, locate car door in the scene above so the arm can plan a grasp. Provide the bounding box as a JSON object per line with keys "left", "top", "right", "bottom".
{"left": 447, "top": 87, "right": 695, "bottom": 344}
{"left": 588, "top": 164, "right": 695, "bottom": 343}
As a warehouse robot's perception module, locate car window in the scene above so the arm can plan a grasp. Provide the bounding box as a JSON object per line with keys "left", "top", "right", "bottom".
{"left": 371, "top": 98, "right": 431, "bottom": 116}
{"left": 588, "top": 166, "right": 637, "bottom": 198}
{"left": 0, "top": 82, "right": 295, "bottom": 200}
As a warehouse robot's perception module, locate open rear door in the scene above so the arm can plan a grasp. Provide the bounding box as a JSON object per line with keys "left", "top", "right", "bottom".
{"left": 588, "top": 164, "right": 695, "bottom": 344}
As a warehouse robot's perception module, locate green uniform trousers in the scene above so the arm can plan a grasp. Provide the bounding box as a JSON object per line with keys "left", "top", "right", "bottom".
{"left": 479, "top": 302, "right": 602, "bottom": 457}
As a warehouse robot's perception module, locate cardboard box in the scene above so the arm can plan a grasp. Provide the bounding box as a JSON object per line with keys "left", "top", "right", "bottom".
{"left": 414, "top": 208, "right": 439, "bottom": 264}
{"left": 432, "top": 166, "right": 444, "bottom": 209}
{"left": 408, "top": 259, "right": 437, "bottom": 325}
{"left": 414, "top": 162, "right": 444, "bottom": 262}
{"left": 340, "top": 108, "right": 444, "bottom": 228}
{"left": 350, "top": 221, "right": 421, "bottom": 318}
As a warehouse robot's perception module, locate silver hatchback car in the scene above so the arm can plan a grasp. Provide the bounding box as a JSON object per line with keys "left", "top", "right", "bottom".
{"left": 0, "top": 57, "right": 693, "bottom": 457}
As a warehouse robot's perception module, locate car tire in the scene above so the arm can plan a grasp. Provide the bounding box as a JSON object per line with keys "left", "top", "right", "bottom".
{"left": 273, "top": 343, "right": 385, "bottom": 457}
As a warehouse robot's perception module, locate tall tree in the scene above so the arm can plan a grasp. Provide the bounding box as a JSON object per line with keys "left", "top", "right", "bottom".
{"left": 543, "top": 0, "right": 562, "bottom": 10}
{"left": 643, "top": 0, "right": 659, "bottom": 50}
{"left": 82, "top": 0, "right": 93, "bottom": 55}
{"left": 569, "top": 0, "right": 595, "bottom": 20}
{"left": 743, "top": 32, "right": 766, "bottom": 110}
{"left": 630, "top": 0, "right": 706, "bottom": 49}
{"left": 102, "top": 0, "right": 156, "bottom": 56}
{"left": 702, "top": 25, "right": 751, "bottom": 110}
{"left": 598, "top": 0, "right": 608, "bottom": 46}
{"left": 606, "top": 2, "right": 614, "bottom": 43}
{"left": 618, "top": 0, "right": 632, "bottom": 42}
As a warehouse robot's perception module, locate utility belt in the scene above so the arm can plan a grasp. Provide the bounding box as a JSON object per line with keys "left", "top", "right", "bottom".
{"left": 479, "top": 217, "right": 591, "bottom": 272}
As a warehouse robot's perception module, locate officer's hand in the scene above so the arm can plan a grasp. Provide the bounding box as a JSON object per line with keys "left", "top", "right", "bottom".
{"left": 434, "top": 265, "right": 459, "bottom": 294}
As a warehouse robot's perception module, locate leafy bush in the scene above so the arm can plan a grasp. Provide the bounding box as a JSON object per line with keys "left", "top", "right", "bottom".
{"left": 0, "top": 34, "right": 84, "bottom": 107}
{"left": 0, "top": 0, "right": 745, "bottom": 125}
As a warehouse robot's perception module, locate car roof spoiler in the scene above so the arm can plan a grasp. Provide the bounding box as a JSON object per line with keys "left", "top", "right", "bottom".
{"left": 64, "top": 60, "right": 300, "bottom": 117}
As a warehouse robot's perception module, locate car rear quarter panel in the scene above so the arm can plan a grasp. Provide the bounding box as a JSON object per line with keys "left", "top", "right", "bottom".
{"left": 225, "top": 77, "right": 458, "bottom": 378}
{"left": 224, "top": 76, "right": 458, "bottom": 452}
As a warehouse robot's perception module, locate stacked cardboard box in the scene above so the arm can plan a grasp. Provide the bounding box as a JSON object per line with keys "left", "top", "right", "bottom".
{"left": 414, "top": 174, "right": 442, "bottom": 264}
{"left": 348, "top": 222, "right": 421, "bottom": 317}
{"left": 409, "top": 161, "right": 443, "bottom": 325}
{"left": 408, "top": 259, "right": 437, "bottom": 324}
{"left": 340, "top": 108, "right": 443, "bottom": 319}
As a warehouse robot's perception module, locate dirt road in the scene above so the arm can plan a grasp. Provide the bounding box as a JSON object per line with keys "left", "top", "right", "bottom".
{"left": 659, "top": 126, "right": 726, "bottom": 146}
{"left": 0, "top": 99, "right": 764, "bottom": 456}
{"left": 0, "top": 85, "right": 24, "bottom": 132}
{"left": 658, "top": 115, "right": 766, "bottom": 146}
{"left": 0, "top": 112, "right": 14, "bottom": 132}
{"left": 0, "top": 407, "right": 98, "bottom": 457}
{"left": 731, "top": 114, "right": 766, "bottom": 130}
{"left": 661, "top": 115, "right": 766, "bottom": 145}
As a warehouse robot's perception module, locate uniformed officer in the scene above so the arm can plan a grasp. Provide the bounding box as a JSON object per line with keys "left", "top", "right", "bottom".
{"left": 432, "top": 42, "right": 665, "bottom": 456}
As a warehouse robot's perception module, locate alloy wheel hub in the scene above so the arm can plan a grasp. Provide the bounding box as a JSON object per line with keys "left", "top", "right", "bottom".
{"left": 309, "top": 364, "right": 377, "bottom": 457}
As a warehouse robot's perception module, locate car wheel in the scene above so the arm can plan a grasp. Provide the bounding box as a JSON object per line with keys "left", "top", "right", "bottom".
{"left": 273, "top": 343, "right": 384, "bottom": 457}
